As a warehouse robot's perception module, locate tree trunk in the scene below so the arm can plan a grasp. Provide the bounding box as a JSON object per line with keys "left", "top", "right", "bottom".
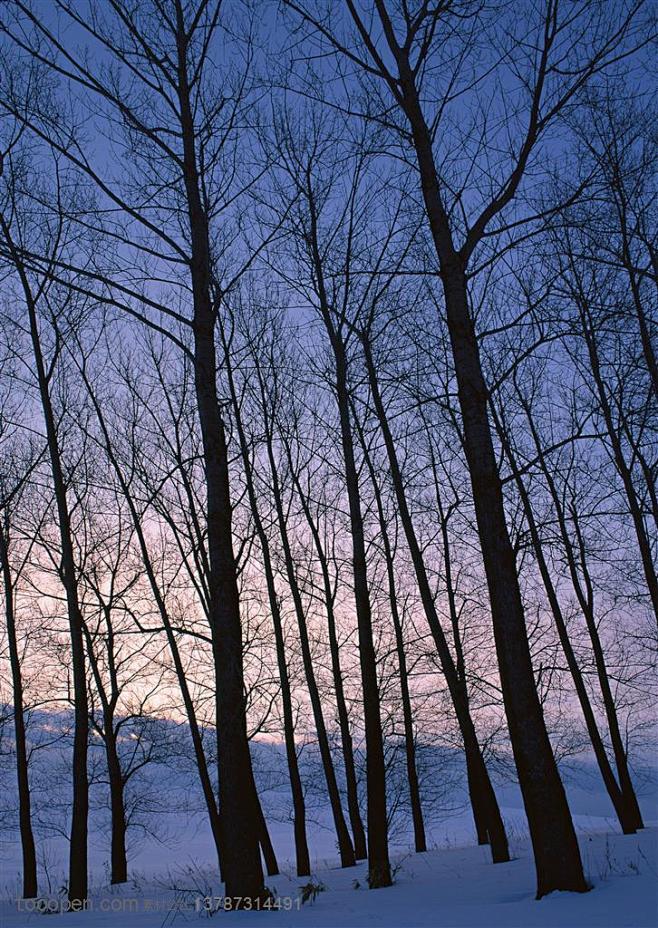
{"left": 104, "top": 728, "right": 128, "bottom": 884}
{"left": 4, "top": 226, "right": 91, "bottom": 907}
{"left": 391, "top": 599, "right": 427, "bottom": 854}
{"left": 618, "top": 215, "right": 658, "bottom": 397}
{"left": 493, "top": 403, "right": 639, "bottom": 834}
{"left": 442, "top": 266, "right": 584, "bottom": 895}
{"left": 285, "top": 443, "right": 368, "bottom": 860}
{"left": 313, "top": 564, "right": 368, "bottom": 861}
{"left": 301, "top": 180, "right": 391, "bottom": 885}
{"left": 192, "top": 330, "right": 264, "bottom": 902}
{"left": 360, "top": 336, "right": 508, "bottom": 863}
{"left": 227, "top": 376, "right": 311, "bottom": 876}
{"left": 0, "top": 523, "right": 38, "bottom": 899}
{"left": 577, "top": 294, "right": 658, "bottom": 624}
{"left": 330, "top": 336, "right": 391, "bottom": 887}
{"left": 424, "top": 408, "right": 499, "bottom": 850}
{"left": 80, "top": 349, "right": 274, "bottom": 880}
{"left": 570, "top": 514, "right": 645, "bottom": 832}
{"left": 515, "top": 391, "right": 644, "bottom": 834}
{"left": 257, "top": 371, "right": 356, "bottom": 869}
{"left": 37, "top": 369, "right": 89, "bottom": 909}
{"left": 355, "top": 423, "right": 427, "bottom": 853}
{"left": 174, "top": 13, "right": 265, "bottom": 903}
{"left": 223, "top": 346, "right": 310, "bottom": 876}
{"left": 464, "top": 749, "right": 490, "bottom": 846}
{"left": 256, "top": 798, "right": 280, "bottom": 877}
{"left": 395, "top": 79, "right": 586, "bottom": 893}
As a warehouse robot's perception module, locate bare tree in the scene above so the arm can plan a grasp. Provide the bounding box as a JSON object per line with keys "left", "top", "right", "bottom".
{"left": 245, "top": 315, "right": 358, "bottom": 869}
{"left": 351, "top": 398, "right": 426, "bottom": 853}
{"left": 0, "top": 158, "right": 90, "bottom": 906}
{"left": 554, "top": 231, "right": 657, "bottom": 625}
{"left": 220, "top": 316, "right": 311, "bottom": 877}
{"left": 265, "top": 128, "right": 393, "bottom": 884}
{"left": 502, "top": 369, "right": 645, "bottom": 833}
{"left": 75, "top": 340, "right": 281, "bottom": 880}
{"left": 280, "top": 0, "right": 651, "bottom": 895}
{"left": 278, "top": 392, "right": 368, "bottom": 861}
{"left": 0, "top": 345, "right": 41, "bottom": 898}
{"left": 75, "top": 499, "right": 168, "bottom": 884}
{"left": 355, "top": 321, "right": 509, "bottom": 862}
{"left": 0, "top": 0, "right": 280, "bottom": 901}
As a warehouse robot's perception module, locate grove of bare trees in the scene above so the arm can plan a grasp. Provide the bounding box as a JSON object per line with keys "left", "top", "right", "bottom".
{"left": 0, "top": 0, "right": 655, "bottom": 912}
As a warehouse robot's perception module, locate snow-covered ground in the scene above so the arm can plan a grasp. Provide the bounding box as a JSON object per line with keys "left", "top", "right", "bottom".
{"left": 1, "top": 827, "right": 656, "bottom": 927}
{"left": 1, "top": 717, "right": 657, "bottom": 927}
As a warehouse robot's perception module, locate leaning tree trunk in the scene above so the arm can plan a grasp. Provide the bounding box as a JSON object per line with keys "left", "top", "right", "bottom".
{"left": 442, "top": 531, "right": 492, "bottom": 849}
{"left": 304, "top": 177, "right": 391, "bottom": 884}
{"left": 396, "top": 75, "right": 586, "bottom": 894}
{"left": 258, "top": 374, "right": 356, "bottom": 869}
{"left": 618, "top": 218, "right": 658, "bottom": 397}
{"left": 34, "top": 345, "right": 88, "bottom": 908}
{"left": 255, "top": 789, "right": 280, "bottom": 877}
{"left": 322, "top": 332, "right": 391, "bottom": 885}
{"left": 516, "top": 392, "right": 644, "bottom": 834}
{"left": 570, "top": 513, "right": 645, "bottom": 832}
{"left": 355, "top": 422, "right": 426, "bottom": 852}
{"left": 360, "top": 336, "right": 509, "bottom": 863}
{"left": 224, "top": 349, "right": 310, "bottom": 876}
{"left": 423, "top": 407, "right": 501, "bottom": 850}
{"left": 284, "top": 440, "right": 367, "bottom": 860}
{"left": 83, "top": 611, "right": 129, "bottom": 886}
{"left": 576, "top": 293, "right": 658, "bottom": 625}
{"left": 388, "top": 577, "right": 427, "bottom": 854}
{"left": 80, "top": 368, "right": 230, "bottom": 876}
{"left": 0, "top": 523, "right": 37, "bottom": 898}
{"left": 5, "top": 227, "right": 91, "bottom": 907}
{"left": 190, "top": 330, "right": 264, "bottom": 902}
{"left": 441, "top": 264, "right": 584, "bottom": 895}
{"left": 493, "top": 403, "right": 640, "bottom": 833}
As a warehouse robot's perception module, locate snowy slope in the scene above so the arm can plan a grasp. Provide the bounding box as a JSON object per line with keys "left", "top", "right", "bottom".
{"left": 1, "top": 712, "right": 657, "bottom": 927}
{"left": 1, "top": 829, "right": 656, "bottom": 927}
